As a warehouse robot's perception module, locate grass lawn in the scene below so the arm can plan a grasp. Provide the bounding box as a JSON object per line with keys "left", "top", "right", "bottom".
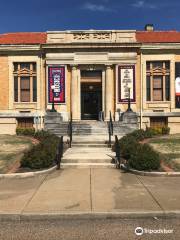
{"left": 148, "top": 134, "right": 180, "bottom": 171}
{"left": 0, "top": 135, "right": 33, "bottom": 174}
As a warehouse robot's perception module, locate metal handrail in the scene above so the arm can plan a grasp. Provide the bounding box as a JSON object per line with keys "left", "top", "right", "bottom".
{"left": 110, "top": 111, "right": 113, "bottom": 135}
{"left": 56, "top": 136, "right": 63, "bottom": 170}
{"left": 108, "top": 122, "right": 112, "bottom": 147}
{"left": 68, "top": 112, "right": 72, "bottom": 148}
{"left": 108, "top": 111, "right": 113, "bottom": 147}
{"left": 115, "top": 135, "right": 121, "bottom": 168}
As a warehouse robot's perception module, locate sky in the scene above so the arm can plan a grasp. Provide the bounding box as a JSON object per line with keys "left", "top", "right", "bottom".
{"left": 0, "top": 0, "right": 180, "bottom": 33}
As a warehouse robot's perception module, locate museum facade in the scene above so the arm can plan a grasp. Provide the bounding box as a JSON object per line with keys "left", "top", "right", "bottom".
{"left": 0, "top": 26, "right": 180, "bottom": 134}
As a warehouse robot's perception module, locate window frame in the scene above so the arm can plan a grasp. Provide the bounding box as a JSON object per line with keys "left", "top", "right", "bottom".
{"left": 13, "top": 62, "right": 37, "bottom": 103}
{"left": 146, "top": 61, "right": 170, "bottom": 102}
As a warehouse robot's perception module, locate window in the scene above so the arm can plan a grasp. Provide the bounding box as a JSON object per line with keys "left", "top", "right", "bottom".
{"left": 153, "top": 76, "right": 163, "bottom": 101}
{"left": 20, "top": 77, "right": 30, "bottom": 102}
{"left": 146, "top": 61, "right": 170, "bottom": 101}
{"left": 17, "top": 118, "right": 34, "bottom": 128}
{"left": 13, "top": 62, "right": 37, "bottom": 102}
{"left": 150, "top": 117, "right": 168, "bottom": 128}
{"left": 175, "top": 62, "right": 180, "bottom": 108}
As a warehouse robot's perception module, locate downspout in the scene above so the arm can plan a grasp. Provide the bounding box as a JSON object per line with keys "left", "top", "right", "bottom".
{"left": 40, "top": 51, "right": 43, "bottom": 129}
{"left": 140, "top": 52, "right": 143, "bottom": 129}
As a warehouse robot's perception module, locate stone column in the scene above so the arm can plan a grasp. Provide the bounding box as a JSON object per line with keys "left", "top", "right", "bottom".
{"left": 71, "top": 65, "right": 78, "bottom": 120}
{"left": 105, "top": 65, "right": 113, "bottom": 120}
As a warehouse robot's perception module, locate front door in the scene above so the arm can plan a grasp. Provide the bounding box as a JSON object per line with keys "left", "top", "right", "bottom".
{"left": 81, "top": 70, "right": 102, "bottom": 120}
{"left": 81, "top": 86, "right": 102, "bottom": 120}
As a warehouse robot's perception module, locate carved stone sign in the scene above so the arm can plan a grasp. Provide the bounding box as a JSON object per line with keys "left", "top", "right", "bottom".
{"left": 73, "top": 33, "right": 111, "bottom": 41}
{"left": 47, "top": 30, "right": 136, "bottom": 44}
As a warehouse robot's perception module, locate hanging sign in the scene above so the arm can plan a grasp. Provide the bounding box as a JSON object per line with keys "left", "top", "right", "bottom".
{"left": 176, "top": 77, "right": 180, "bottom": 96}
{"left": 48, "top": 66, "right": 65, "bottom": 103}
{"left": 118, "top": 65, "right": 135, "bottom": 102}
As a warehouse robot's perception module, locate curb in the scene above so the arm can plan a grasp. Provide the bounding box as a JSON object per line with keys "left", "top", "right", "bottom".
{"left": 121, "top": 165, "right": 180, "bottom": 177}
{"left": 1, "top": 211, "right": 180, "bottom": 221}
{"left": 0, "top": 166, "right": 57, "bottom": 179}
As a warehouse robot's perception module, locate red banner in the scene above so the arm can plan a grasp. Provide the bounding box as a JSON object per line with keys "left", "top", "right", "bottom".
{"left": 48, "top": 66, "right": 65, "bottom": 103}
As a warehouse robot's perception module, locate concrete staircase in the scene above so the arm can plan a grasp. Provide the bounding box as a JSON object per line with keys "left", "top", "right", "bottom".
{"left": 44, "top": 111, "right": 138, "bottom": 168}
{"left": 61, "top": 137, "right": 116, "bottom": 168}
{"left": 44, "top": 112, "right": 138, "bottom": 137}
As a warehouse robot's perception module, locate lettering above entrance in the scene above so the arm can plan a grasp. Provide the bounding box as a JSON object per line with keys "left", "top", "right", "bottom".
{"left": 118, "top": 65, "right": 136, "bottom": 103}
{"left": 47, "top": 31, "right": 136, "bottom": 43}
{"left": 73, "top": 33, "right": 111, "bottom": 41}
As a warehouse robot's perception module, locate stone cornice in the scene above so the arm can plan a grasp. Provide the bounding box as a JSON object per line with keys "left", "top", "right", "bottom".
{"left": 42, "top": 43, "right": 141, "bottom": 49}
{"left": 140, "top": 43, "right": 180, "bottom": 50}
{"left": 0, "top": 45, "right": 41, "bottom": 52}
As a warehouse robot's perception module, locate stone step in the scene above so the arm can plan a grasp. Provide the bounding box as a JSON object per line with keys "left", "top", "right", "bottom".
{"left": 63, "top": 151, "right": 114, "bottom": 157}
{"left": 60, "top": 163, "right": 116, "bottom": 169}
{"left": 61, "top": 158, "right": 114, "bottom": 164}
{"left": 62, "top": 152, "right": 115, "bottom": 162}
{"left": 71, "top": 144, "right": 108, "bottom": 148}
{"left": 66, "top": 147, "right": 112, "bottom": 153}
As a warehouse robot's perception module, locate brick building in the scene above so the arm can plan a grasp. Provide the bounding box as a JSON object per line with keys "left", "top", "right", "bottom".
{"left": 0, "top": 25, "right": 180, "bottom": 134}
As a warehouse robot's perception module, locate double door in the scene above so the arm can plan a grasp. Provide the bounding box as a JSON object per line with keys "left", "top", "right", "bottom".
{"left": 81, "top": 83, "right": 102, "bottom": 120}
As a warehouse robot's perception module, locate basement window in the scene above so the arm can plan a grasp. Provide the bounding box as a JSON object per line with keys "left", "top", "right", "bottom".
{"left": 17, "top": 118, "right": 34, "bottom": 128}
{"left": 150, "top": 117, "right": 168, "bottom": 129}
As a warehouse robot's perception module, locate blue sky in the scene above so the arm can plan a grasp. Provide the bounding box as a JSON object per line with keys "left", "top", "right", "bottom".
{"left": 0, "top": 0, "right": 180, "bottom": 33}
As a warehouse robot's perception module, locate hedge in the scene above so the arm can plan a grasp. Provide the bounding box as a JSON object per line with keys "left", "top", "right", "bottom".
{"left": 116, "top": 128, "right": 163, "bottom": 171}
{"left": 16, "top": 127, "right": 35, "bottom": 136}
{"left": 128, "top": 143, "right": 160, "bottom": 171}
{"left": 20, "top": 130, "right": 60, "bottom": 169}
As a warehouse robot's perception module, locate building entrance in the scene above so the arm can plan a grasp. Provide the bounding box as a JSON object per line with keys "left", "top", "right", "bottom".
{"left": 81, "top": 70, "right": 102, "bottom": 120}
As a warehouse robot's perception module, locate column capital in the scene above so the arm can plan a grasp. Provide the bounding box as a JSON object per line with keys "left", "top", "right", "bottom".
{"left": 70, "top": 64, "right": 78, "bottom": 70}
{"left": 105, "top": 64, "right": 113, "bottom": 69}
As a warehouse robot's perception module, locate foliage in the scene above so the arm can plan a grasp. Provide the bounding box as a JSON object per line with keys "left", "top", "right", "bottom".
{"left": 34, "top": 130, "right": 52, "bottom": 141}
{"left": 128, "top": 143, "right": 160, "bottom": 171}
{"left": 113, "top": 128, "right": 163, "bottom": 171}
{"left": 16, "top": 127, "right": 35, "bottom": 136}
{"left": 126, "top": 129, "right": 146, "bottom": 141}
{"left": 119, "top": 135, "right": 139, "bottom": 159}
{"left": 144, "top": 127, "right": 158, "bottom": 138}
{"left": 162, "top": 126, "right": 170, "bottom": 135}
{"left": 20, "top": 131, "right": 59, "bottom": 169}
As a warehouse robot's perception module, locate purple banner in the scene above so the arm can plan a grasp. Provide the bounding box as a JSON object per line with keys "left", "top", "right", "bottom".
{"left": 48, "top": 66, "right": 65, "bottom": 103}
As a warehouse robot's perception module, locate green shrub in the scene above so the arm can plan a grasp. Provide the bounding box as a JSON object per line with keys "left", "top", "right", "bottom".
{"left": 20, "top": 130, "right": 59, "bottom": 169}
{"left": 16, "top": 127, "right": 35, "bottom": 136}
{"left": 112, "top": 128, "right": 163, "bottom": 171}
{"left": 127, "top": 129, "right": 146, "bottom": 141}
{"left": 162, "top": 126, "right": 170, "bottom": 135}
{"left": 152, "top": 127, "right": 163, "bottom": 135}
{"left": 144, "top": 127, "right": 157, "bottom": 138}
{"left": 129, "top": 144, "right": 160, "bottom": 171}
{"left": 34, "top": 130, "right": 52, "bottom": 141}
{"left": 119, "top": 135, "right": 140, "bottom": 159}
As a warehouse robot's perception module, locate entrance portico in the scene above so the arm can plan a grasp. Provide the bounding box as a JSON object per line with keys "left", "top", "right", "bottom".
{"left": 45, "top": 30, "right": 137, "bottom": 121}
{"left": 70, "top": 64, "right": 114, "bottom": 121}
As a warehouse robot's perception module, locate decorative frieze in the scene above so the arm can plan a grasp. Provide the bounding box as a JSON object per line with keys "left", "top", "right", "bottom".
{"left": 47, "top": 30, "right": 136, "bottom": 44}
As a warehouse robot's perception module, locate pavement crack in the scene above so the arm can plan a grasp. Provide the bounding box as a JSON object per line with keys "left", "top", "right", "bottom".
{"left": 136, "top": 175, "right": 165, "bottom": 213}
{"left": 20, "top": 173, "right": 49, "bottom": 216}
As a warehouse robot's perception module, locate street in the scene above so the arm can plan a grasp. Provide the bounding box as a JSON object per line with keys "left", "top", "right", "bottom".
{"left": 0, "top": 218, "right": 180, "bottom": 240}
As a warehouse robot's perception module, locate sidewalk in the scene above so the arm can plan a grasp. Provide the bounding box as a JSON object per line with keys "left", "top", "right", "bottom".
{"left": 0, "top": 168, "right": 180, "bottom": 220}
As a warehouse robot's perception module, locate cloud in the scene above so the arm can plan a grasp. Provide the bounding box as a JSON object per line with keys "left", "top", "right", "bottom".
{"left": 82, "top": 2, "right": 112, "bottom": 12}
{"left": 131, "top": 1, "right": 157, "bottom": 9}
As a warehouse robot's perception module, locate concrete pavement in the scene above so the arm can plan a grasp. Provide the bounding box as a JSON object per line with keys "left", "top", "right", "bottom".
{"left": 0, "top": 168, "right": 180, "bottom": 219}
